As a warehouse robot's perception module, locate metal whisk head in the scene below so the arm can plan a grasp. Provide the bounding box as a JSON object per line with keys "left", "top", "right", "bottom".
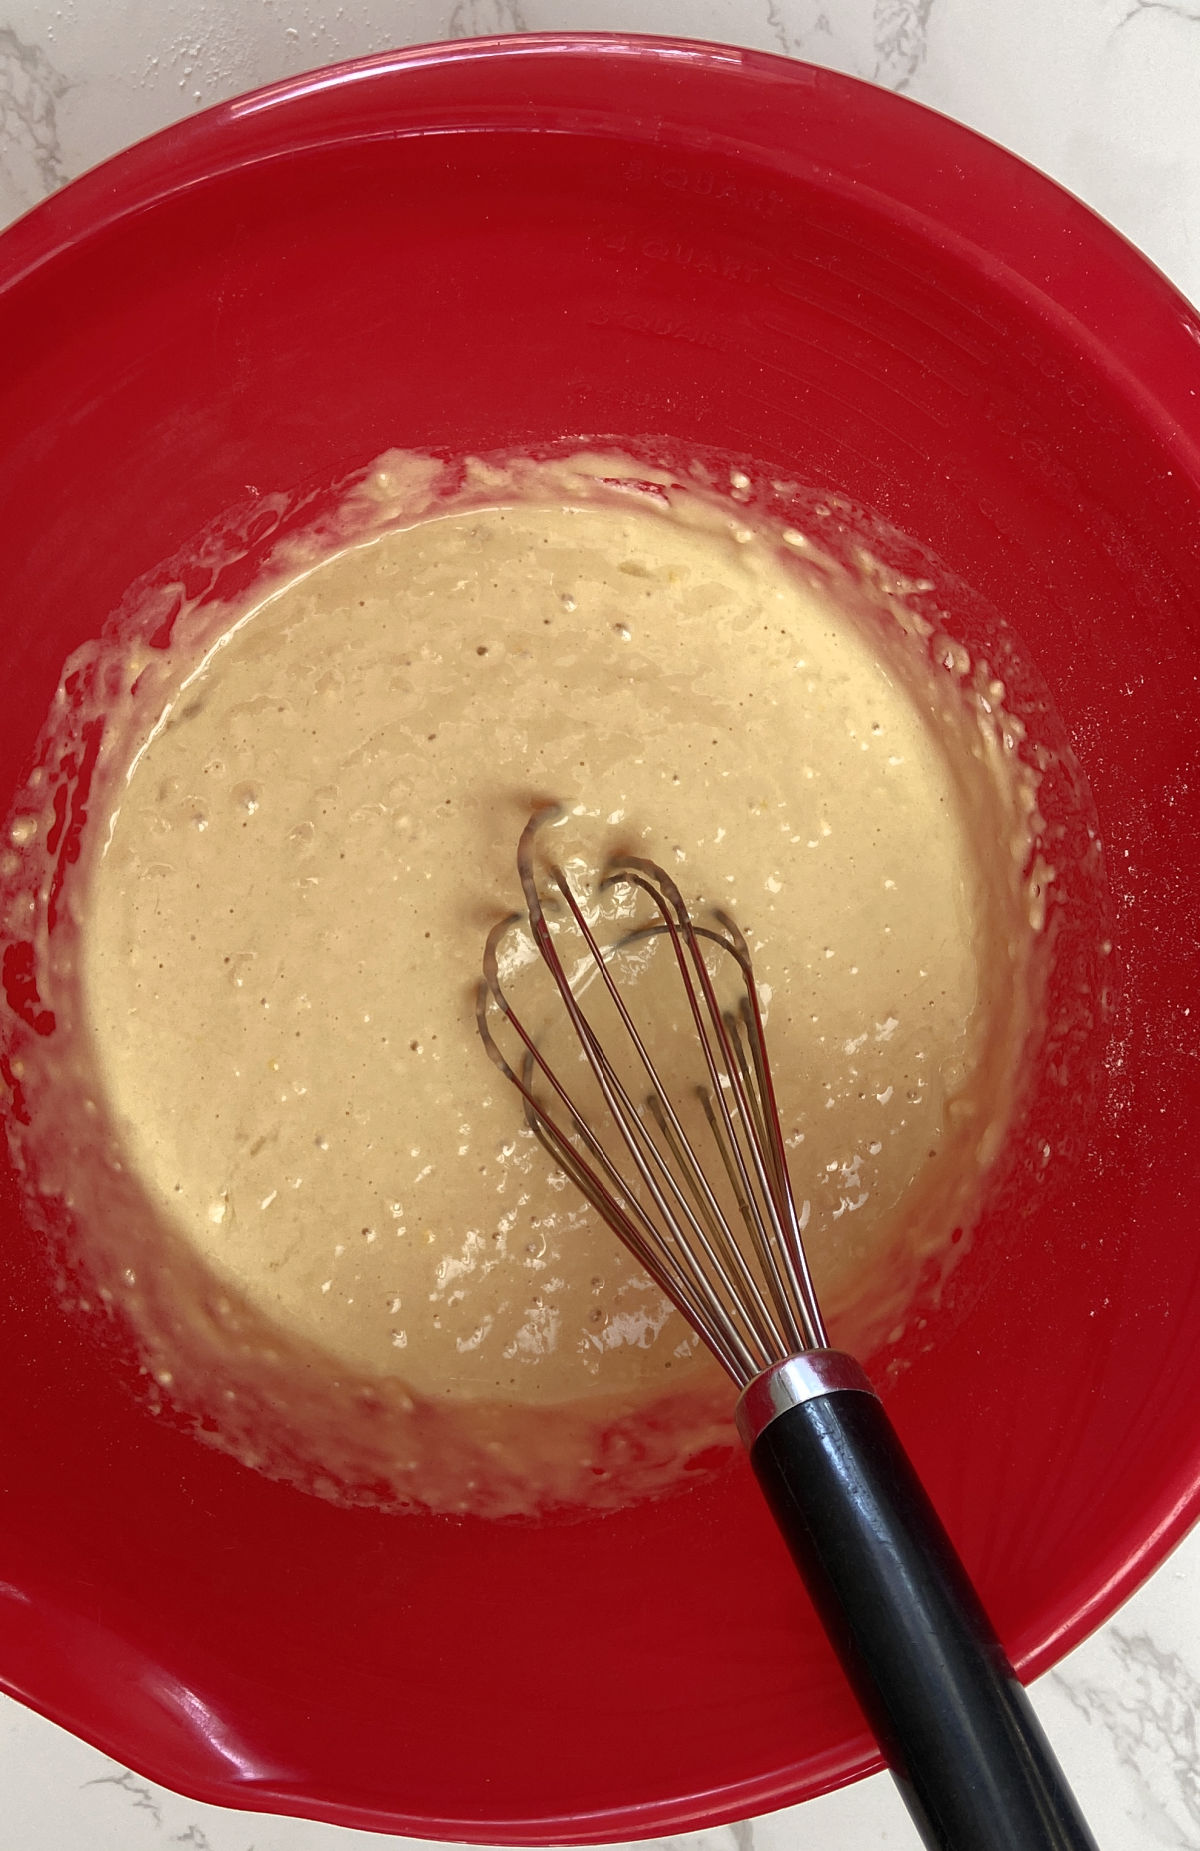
{"left": 477, "top": 806, "right": 827, "bottom": 1388}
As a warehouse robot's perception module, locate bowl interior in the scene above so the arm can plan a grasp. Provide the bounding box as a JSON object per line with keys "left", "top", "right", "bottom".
{"left": 2, "top": 35, "right": 1200, "bottom": 1842}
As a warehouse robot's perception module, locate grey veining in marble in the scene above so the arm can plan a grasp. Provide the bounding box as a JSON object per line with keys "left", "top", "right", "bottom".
{"left": 448, "top": 0, "right": 533, "bottom": 35}
{"left": 0, "top": 20, "right": 68, "bottom": 214}
{"left": 1053, "top": 1630, "right": 1200, "bottom": 1844}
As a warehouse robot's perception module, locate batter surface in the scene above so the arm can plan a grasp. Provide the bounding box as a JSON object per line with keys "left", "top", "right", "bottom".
{"left": 0, "top": 453, "right": 1046, "bottom": 1514}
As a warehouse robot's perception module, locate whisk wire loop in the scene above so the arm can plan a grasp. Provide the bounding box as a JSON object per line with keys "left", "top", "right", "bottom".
{"left": 479, "top": 911, "right": 757, "bottom": 1380}
{"left": 478, "top": 808, "right": 828, "bottom": 1386}
{"left": 525, "top": 827, "right": 780, "bottom": 1376}
{"left": 607, "top": 867, "right": 804, "bottom": 1357}
{"left": 613, "top": 860, "right": 825, "bottom": 1355}
{"left": 552, "top": 867, "right": 790, "bottom": 1367}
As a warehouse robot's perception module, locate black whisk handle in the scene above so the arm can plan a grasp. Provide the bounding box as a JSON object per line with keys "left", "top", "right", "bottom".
{"left": 739, "top": 1353, "right": 1099, "bottom": 1851}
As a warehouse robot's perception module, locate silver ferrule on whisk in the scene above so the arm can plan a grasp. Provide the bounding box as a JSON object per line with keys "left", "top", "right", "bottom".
{"left": 735, "top": 1350, "right": 878, "bottom": 1448}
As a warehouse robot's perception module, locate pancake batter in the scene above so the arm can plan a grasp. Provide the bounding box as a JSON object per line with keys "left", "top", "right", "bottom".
{"left": 0, "top": 453, "right": 1047, "bottom": 1515}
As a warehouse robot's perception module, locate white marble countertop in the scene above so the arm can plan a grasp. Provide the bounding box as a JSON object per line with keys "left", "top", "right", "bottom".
{"left": 1, "top": 2, "right": 1199, "bottom": 1847}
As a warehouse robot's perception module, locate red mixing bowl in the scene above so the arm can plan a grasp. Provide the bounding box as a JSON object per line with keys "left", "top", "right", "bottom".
{"left": 1, "top": 32, "right": 1199, "bottom": 1843}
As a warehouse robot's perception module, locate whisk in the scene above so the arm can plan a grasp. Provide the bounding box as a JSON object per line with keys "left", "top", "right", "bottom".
{"left": 478, "top": 805, "right": 1098, "bottom": 1851}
